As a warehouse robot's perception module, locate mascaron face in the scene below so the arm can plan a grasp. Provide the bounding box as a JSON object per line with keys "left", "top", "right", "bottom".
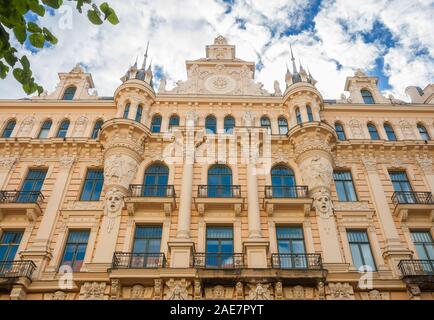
{"left": 316, "top": 194, "right": 331, "bottom": 213}
{"left": 107, "top": 194, "right": 122, "bottom": 212}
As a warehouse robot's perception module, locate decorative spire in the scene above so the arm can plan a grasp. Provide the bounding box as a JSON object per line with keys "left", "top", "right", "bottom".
{"left": 290, "top": 44, "right": 298, "bottom": 74}
{"left": 133, "top": 56, "right": 138, "bottom": 68}
{"left": 299, "top": 58, "right": 305, "bottom": 72}
{"left": 142, "top": 40, "right": 149, "bottom": 69}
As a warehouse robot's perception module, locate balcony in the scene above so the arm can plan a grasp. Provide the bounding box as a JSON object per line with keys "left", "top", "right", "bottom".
{"left": 125, "top": 185, "right": 176, "bottom": 216}
{"left": 398, "top": 260, "right": 434, "bottom": 290}
{"left": 0, "top": 260, "right": 37, "bottom": 290}
{"left": 0, "top": 191, "right": 44, "bottom": 221}
{"left": 192, "top": 253, "right": 244, "bottom": 269}
{"left": 194, "top": 185, "right": 244, "bottom": 216}
{"left": 263, "top": 186, "right": 312, "bottom": 216}
{"left": 391, "top": 191, "right": 434, "bottom": 222}
{"left": 111, "top": 252, "right": 167, "bottom": 269}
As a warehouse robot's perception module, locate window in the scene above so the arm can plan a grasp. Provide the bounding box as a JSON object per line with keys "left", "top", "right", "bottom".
{"left": 56, "top": 120, "right": 70, "bottom": 138}
{"left": 411, "top": 231, "right": 434, "bottom": 260}
{"left": 38, "top": 120, "right": 52, "bottom": 139}
{"left": 205, "top": 115, "right": 217, "bottom": 134}
{"left": 206, "top": 226, "right": 234, "bottom": 268}
{"left": 271, "top": 165, "right": 296, "bottom": 198}
{"left": 18, "top": 169, "right": 47, "bottom": 202}
{"left": 150, "top": 115, "right": 162, "bottom": 133}
{"left": 168, "top": 115, "right": 180, "bottom": 131}
{"left": 278, "top": 117, "right": 288, "bottom": 135}
{"left": 208, "top": 165, "right": 232, "bottom": 197}
{"left": 335, "top": 123, "right": 346, "bottom": 141}
{"left": 130, "top": 226, "right": 163, "bottom": 268}
{"left": 123, "top": 103, "right": 130, "bottom": 119}
{"left": 361, "top": 89, "right": 375, "bottom": 104}
{"left": 2, "top": 119, "right": 16, "bottom": 138}
{"left": 224, "top": 115, "right": 235, "bottom": 134}
{"left": 347, "top": 230, "right": 376, "bottom": 271}
{"left": 260, "top": 116, "right": 271, "bottom": 134}
{"left": 306, "top": 106, "right": 314, "bottom": 122}
{"left": 417, "top": 124, "right": 430, "bottom": 140}
{"left": 384, "top": 123, "right": 396, "bottom": 141}
{"left": 91, "top": 120, "right": 103, "bottom": 139}
{"left": 135, "top": 105, "right": 143, "bottom": 122}
{"left": 333, "top": 171, "right": 357, "bottom": 202}
{"left": 80, "top": 169, "right": 104, "bottom": 201}
{"left": 295, "top": 108, "right": 302, "bottom": 124}
{"left": 276, "top": 226, "right": 306, "bottom": 269}
{"left": 60, "top": 230, "right": 90, "bottom": 272}
{"left": 62, "top": 86, "right": 76, "bottom": 100}
{"left": 0, "top": 231, "right": 23, "bottom": 262}
{"left": 367, "top": 123, "right": 380, "bottom": 140}
{"left": 389, "top": 171, "right": 415, "bottom": 203}
{"left": 143, "top": 163, "right": 169, "bottom": 196}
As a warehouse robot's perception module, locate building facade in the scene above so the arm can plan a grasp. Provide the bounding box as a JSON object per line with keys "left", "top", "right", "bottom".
{"left": 0, "top": 36, "right": 433, "bottom": 300}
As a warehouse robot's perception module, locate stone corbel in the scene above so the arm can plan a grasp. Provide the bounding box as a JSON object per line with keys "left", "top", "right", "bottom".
{"left": 304, "top": 204, "right": 312, "bottom": 216}
{"left": 26, "top": 208, "right": 38, "bottom": 222}
{"left": 197, "top": 203, "right": 205, "bottom": 216}
{"left": 265, "top": 203, "right": 274, "bottom": 216}
{"left": 164, "top": 203, "right": 173, "bottom": 216}
{"left": 126, "top": 203, "right": 135, "bottom": 216}
{"left": 397, "top": 209, "right": 408, "bottom": 222}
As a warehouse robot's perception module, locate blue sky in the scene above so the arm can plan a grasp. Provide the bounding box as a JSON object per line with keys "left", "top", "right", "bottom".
{"left": 1, "top": 0, "right": 433, "bottom": 100}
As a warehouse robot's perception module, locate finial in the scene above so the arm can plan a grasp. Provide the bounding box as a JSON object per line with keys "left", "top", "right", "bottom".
{"left": 142, "top": 40, "right": 149, "bottom": 69}
{"left": 290, "top": 44, "right": 298, "bottom": 74}
{"left": 133, "top": 56, "right": 138, "bottom": 68}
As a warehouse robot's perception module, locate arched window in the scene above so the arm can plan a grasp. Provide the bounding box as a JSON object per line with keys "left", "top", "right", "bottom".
{"left": 306, "top": 106, "right": 314, "bottom": 122}
{"left": 143, "top": 163, "right": 169, "bottom": 196}
{"left": 168, "top": 115, "right": 180, "bottom": 131}
{"left": 295, "top": 108, "right": 302, "bottom": 124}
{"left": 278, "top": 117, "right": 288, "bottom": 135}
{"left": 207, "top": 165, "right": 233, "bottom": 197}
{"left": 224, "top": 115, "right": 235, "bottom": 134}
{"left": 150, "top": 115, "right": 162, "bottom": 133}
{"left": 135, "top": 105, "right": 143, "bottom": 122}
{"left": 56, "top": 119, "right": 70, "bottom": 138}
{"left": 384, "top": 123, "right": 397, "bottom": 141}
{"left": 2, "top": 119, "right": 16, "bottom": 138}
{"left": 361, "top": 89, "right": 375, "bottom": 104}
{"left": 205, "top": 115, "right": 217, "bottom": 134}
{"left": 62, "top": 86, "right": 76, "bottom": 100}
{"left": 260, "top": 116, "right": 271, "bottom": 134}
{"left": 335, "top": 122, "right": 346, "bottom": 141}
{"left": 417, "top": 123, "right": 430, "bottom": 140}
{"left": 123, "top": 103, "right": 130, "bottom": 119}
{"left": 271, "top": 165, "right": 296, "bottom": 198}
{"left": 367, "top": 123, "right": 380, "bottom": 140}
{"left": 91, "top": 119, "right": 103, "bottom": 139}
{"left": 38, "top": 120, "right": 52, "bottom": 139}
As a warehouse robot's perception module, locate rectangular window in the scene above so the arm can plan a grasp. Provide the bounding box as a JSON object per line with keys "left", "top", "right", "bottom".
{"left": 411, "top": 231, "right": 434, "bottom": 260}
{"left": 389, "top": 171, "right": 415, "bottom": 203}
{"left": 129, "top": 225, "right": 163, "bottom": 268}
{"left": 60, "top": 230, "right": 90, "bottom": 272}
{"left": 0, "top": 231, "right": 23, "bottom": 262}
{"left": 347, "top": 230, "right": 376, "bottom": 271}
{"left": 206, "top": 226, "right": 234, "bottom": 268}
{"left": 276, "top": 226, "right": 306, "bottom": 269}
{"left": 80, "top": 169, "right": 104, "bottom": 201}
{"left": 18, "top": 169, "right": 47, "bottom": 202}
{"left": 333, "top": 171, "right": 358, "bottom": 202}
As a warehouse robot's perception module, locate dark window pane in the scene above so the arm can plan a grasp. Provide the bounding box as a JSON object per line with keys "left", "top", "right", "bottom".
{"left": 91, "top": 120, "right": 103, "bottom": 139}
{"left": 123, "top": 103, "right": 130, "bottom": 119}
{"left": 361, "top": 90, "right": 375, "bottom": 104}
{"left": 205, "top": 116, "right": 217, "bottom": 134}
{"left": 151, "top": 115, "right": 162, "bottom": 133}
{"left": 347, "top": 230, "right": 376, "bottom": 271}
{"left": 2, "top": 120, "right": 16, "bottom": 138}
{"left": 368, "top": 124, "right": 380, "bottom": 140}
{"left": 63, "top": 87, "right": 76, "bottom": 100}
{"left": 80, "top": 169, "right": 103, "bottom": 201}
{"left": 60, "top": 230, "right": 90, "bottom": 272}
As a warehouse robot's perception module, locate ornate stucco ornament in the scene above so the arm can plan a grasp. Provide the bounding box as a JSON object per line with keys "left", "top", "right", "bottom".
{"left": 299, "top": 155, "right": 333, "bottom": 190}
{"left": 165, "top": 279, "right": 190, "bottom": 300}
{"left": 103, "top": 188, "right": 124, "bottom": 233}
{"left": 248, "top": 283, "right": 272, "bottom": 300}
{"left": 312, "top": 187, "right": 334, "bottom": 219}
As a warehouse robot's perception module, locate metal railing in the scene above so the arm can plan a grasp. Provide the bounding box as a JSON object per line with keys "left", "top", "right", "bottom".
{"left": 111, "top": 252, "right": 166, "bottom": 269}
{"left": 398, "top": 260, "right": 434, "bottom": 276}
{"left": 129, "top": 185, "right": 175, "bottom": 198}
{"left": 271, "top": 253, "right": 323, "bottom": 270}
{"left": 192, "top": 253, "right": 244, "bottom": 269}
{"left": 0, "top": 260, "right": 36, "bottom": 279}
{"left": 264, "top": 186, "right": 309, "bottom": 199}
{"left": 392, "top": 191, "right": 433, "bottom": 205}
{"left": 197, "top": 185, "right": 241, "bottom": 198}
{"left": 0, "top": 190, "right": 44, "bottom": 206}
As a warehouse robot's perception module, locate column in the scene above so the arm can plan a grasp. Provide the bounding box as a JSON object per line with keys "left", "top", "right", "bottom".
{"left": 247, "top": 163, "right": 261, "bottom": 238}
{"left": 176, "top": 160, "right": 194, "bottom": 239}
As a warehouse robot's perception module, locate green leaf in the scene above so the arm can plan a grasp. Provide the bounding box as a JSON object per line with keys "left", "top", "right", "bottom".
{"left": 20, "top": 55, "right": 30, "bottom": 70}
{"left": 13, "top": 0, "right": 29, "bottom": 15}
{"left": 27, "top": 22, "right": 42, "bottom": 33}
{"left": 29, "top": 33, "right": 45, "bottom": 48}
{"left": 42, "top": 27, "right": 57, "bottom": 45}
{"left": 100, "top": 3, "right": 119, "bottom": 25}
{"left": 41, "top": 0, "right": 63, "bottom": 9}
{"left": 28, "top": 1, "right": 46, "bottom": 16}
{"left": 13, "top": 25, "right": 27, "bottom": 44}
{"left": 87, "top": 9, "right": 103, "bottom": 25}
{"left": 13, "top": 68, "right": 24, "bottom": 82}
{"left": 4, "top": 48, "right": 18, "bottom": 66}
{"left": 0, "top": 61, "right": 9, "bottom": 79}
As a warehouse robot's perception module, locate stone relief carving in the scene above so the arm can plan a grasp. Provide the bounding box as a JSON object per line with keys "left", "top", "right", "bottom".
{"left": 292, "top": 285, "right": 305, "bottom": 299}
{"left": 18, "top": 116, "right": 36, "bottom": 137}
{"left": 80, "top": 282, "right": 107, "bottom": 300}
{"left": 131, "top": 284, "right": 145, "bottom": 299}
{"left": 333, "top": 201, "right": 370, "bottom": 211}
{"left": 104, "top": 154, "right": 138, "bottom": 190}
{"left": 165, "top": 279, "right": 190, "bottom": 300}
{"left": 275, "top": 282, "right": 283, "bottom": 300}
{"left": 293, "top": 137, "right": 332, "bottom": 159}
{"left": 416, "top": 157, "right": 433, "bottom": 174}
{"left": 312, "top": 188, "right": 334, "bottom": 219}
{"left": 66, "top": 200, "right": 103, "bottom": 211}
{"left": 273, "top": 80, "right": 282, "bottom": 96}
{"left": 10, "top": 286, "right": 27, "bottom": 300}
{"left": 158, "top": 77, "right": 167, "bottom": 93}
{"left": 104, "top": 188, "right": 124, "bottom": 233}
{"left": 212, "top": 285, "right": 226, "bottom": 299}
{"left": 0, "top": 156, "right": 17, "bottom": 169}
{"left": 59, "top": 156, "right": 76, "bottom": 169}
{"left": 361, "top": 156, "right": 377, "bottom": 172}
{"left": 317, "top": 282, "right": 326, "bottom": 300}
{"left": 235, "top": 282, "right": 244, "bottom": 300}
{"left": 44, "top": 291, "right": 75, "bottom": 300}
{"left": 300, "top": 156, "right": 333, "bottom": 190}
{"left": 326, "top": 282, "right": 354, "bottom": 300}
{"left": 399, "top": 120, "right": 415, "bottom": 139}
{"left": 154, "top": 279, "right": 163, "bottom": 300}
{"left": 72, "top": 116, "right": 88, "bottom": 137}
{"left": 185, "top": 110, "right": 198, "bottom": 126}
{"left": 194, "top": 279, "right": 202, "bottom": 300}
{"left": 248, "top": 283, "right": 272, "bottom": 300}
{"left": 110, "top": 279, "right": 121, "bottom": 300}
{"left": 242, "top": 110, "right": 254, "bottom": 127}
{"left": 407, "top": 284, "right": 421, "bottom": 300}
{"left": 349, "top": 119, "right": 364, "bottom": 139}
{"left": 360, "top": 289, "right": 390, "bottom": 300}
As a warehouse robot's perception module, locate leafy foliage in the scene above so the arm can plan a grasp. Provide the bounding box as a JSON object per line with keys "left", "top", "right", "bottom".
{"left": 0, "top": 0, "right": 119, "bottom": 95}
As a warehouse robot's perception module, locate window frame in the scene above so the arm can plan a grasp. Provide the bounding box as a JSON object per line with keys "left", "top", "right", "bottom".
{"left": 260, "top": 116, "right": 271, "bottom": 134}
{"left": 123, "top": 103, "right": 131, "bottom": 119}
{"left": 62, "top": 86, "right": 77, "bottom": 100}
{"left": 335, "top": 122, "right": 346, "bottom": 141}
{"left": 135, "top": 105, "right": 143, "bottom": 122}
{"left": 168, "top": 115, "right": 180, "bottom": 131}
{"left": 205, "top": 115, "right": 217, "bottom": 134}
{"left": 306, "top": 106, "right": 314, "bottom": 122}
{"left": 417, "top": 123, "right": 430, "bottom": 141}
{"left": 38, "top": 119, "right": 52, "bottom": 139}
{"left": 91, "top": 119, "right": 103, "bottom": 139}
{"left": 295, "top": 108, "right": 302, "bottom": 124}
{"left": 347, "top": 229, "right": 377, "bottom": 271}
{"left": 367, "top": 123, "right": 380, "bottom": 140}
{"left": 2, "top": 119, "right": 16, "bottom": 138}
{"left": 0, "top": 230, "right": 24, "bottom": 262}
{"left": 384, "top": 123, "right": 397, "bottom": 141}
{"left": 278, "top": 117, "right": 288, "bottom": 135}
{"left": 56, "top": 119, "right": 70, "bottom": 138}
{"left": 59, "top": 229, "right": 90, "bottom": 272}
{"left": 333, "top": 170, "right": 358, "bottom": 202}
{"left": 79, "top": 168, "right": 104, "bottom": 201}
{"left": 150, "top": 114, "right": 162, "bottom": 133}
{"left": 223, "top": 115, "right": 235, "bottom": 134}
{"left": 361, "top": 89, "right": 375, "bottom": 104}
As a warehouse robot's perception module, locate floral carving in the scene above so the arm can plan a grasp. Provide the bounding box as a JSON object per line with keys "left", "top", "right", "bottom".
{"left": 349, "top": 119, "right": 364, "bottom": 139}
{"left": 0, "top": 156, "right": 17, "bottom": 169}
{"left": 80, "top": 282, "right": 107, "bottom": 300}
{"left": 165, "top": 279, "right": 190, "bottom": 300}
{"left": 326, "top": 282, "right": 354, "bottom": 300}
{"left": 399, "top": 120, "right": 415, "bottom": 139}
{"left": 17, "top": 116, "right": 35, "bottom": 137}
{"left": 248, "top": 283, "right": 272, "bottom": 300}
{"left": 72, "top": 116, "right": 88, "bottom": 137}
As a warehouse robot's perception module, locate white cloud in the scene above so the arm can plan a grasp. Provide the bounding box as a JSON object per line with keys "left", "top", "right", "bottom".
{"left": 0, "top": 0, "right": 432, "bottom": 101}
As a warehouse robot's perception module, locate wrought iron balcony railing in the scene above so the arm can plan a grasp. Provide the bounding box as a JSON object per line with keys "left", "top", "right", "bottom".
{"left": 392, "top": 191, "right": 434, "bottom": 205}
{"left": 197, "top": 185, "right": 241, "bottom": 198}
{"left": 0, "top": 260, "right": 37, "bottom": 279}
{"left": 264, "top": 186, "right": 309, "bottom": 199}
{"left": 192, "top": 253, "right": 244, "bottom": 269}
{"left": 0, "top": 190, "right": 44, "bottom": 206}
{"left": 111, "top": 252, "right": 166, "bottom": 269}
{"left": 271, "top": 253, "right": 323, "bottom": 270}
{"left": 129, "top": 185, "right": 175, "bottom": 198}
{"left": 398, "top": 260, "right": 434, "bottom": 277}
